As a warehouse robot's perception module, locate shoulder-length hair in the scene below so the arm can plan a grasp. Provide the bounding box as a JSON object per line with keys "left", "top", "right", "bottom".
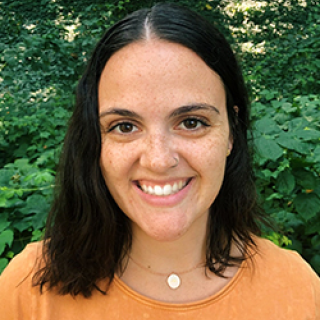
{"left": 35, "top": 2, "right": 266, "bottom": 297}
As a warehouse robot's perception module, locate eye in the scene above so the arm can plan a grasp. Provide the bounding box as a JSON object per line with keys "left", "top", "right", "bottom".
{"left": 178, "top": 118, "right": 210, "bottom": 130}
{"left": 109, "top": 122, "right": 138, "bottom": 134}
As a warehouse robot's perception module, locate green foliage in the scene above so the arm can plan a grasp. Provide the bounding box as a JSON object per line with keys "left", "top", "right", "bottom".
{"left": 0, "top": 0, "right": 319, "bottom": 274}
{"left": 252, "top": 93, "right": 320, "bottom": 273}
{"left": 0, "top": 158, "right": 55, "bottom": 270}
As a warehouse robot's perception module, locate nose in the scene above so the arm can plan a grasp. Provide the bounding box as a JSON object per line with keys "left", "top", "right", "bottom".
{"left": 140, "top": 132, "right": 178, "bottom": 172}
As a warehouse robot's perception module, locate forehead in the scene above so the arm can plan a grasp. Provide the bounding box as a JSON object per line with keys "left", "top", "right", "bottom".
{"left": 98, "top": 40, "right": 226, "bottom": 115}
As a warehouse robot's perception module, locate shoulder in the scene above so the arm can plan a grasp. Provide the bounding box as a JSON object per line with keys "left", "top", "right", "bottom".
{"left": 0, "top": 242, "right": 43, "bottom": 319}
{"left": 253, "top": 236, "right": 318, "bottom": 278}
{"left": 247, "top": 237, "right": 320, "bottom": 314}
{"left": 0, "top": 241, "right": 42, "bottom": 283}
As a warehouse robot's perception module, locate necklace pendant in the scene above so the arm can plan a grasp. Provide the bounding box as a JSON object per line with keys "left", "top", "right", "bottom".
{"left": 167, "top": 273, "right": 181, "bottom": 289}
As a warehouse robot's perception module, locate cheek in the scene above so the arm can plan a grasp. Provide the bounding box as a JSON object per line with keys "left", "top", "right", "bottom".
{"left": 183, "top": 135, "right": 228, "bottom": 169}
{"left": 100, "top": 143, "right": 137, "bottom": 181}
{"left": 100, "top": 144, "right": 121, "bottom": 180}
{"left": 100, "top": 149, "right": 127, "bottom": 205}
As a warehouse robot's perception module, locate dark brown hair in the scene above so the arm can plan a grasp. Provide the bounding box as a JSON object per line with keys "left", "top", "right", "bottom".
{"left": 35, "top": 3, "right": 266, "bottom": 297}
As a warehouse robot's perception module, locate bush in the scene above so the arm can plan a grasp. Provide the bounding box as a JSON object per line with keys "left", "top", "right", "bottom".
{"left": 0, "top": 0, "right": 319, "bottom": 274}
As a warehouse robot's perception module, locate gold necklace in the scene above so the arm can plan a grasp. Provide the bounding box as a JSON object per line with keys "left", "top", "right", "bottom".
{"left": 129, "top": 256, "right": 205, "bottom": 290}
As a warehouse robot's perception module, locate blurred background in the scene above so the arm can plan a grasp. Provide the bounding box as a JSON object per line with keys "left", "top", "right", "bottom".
{"left": 0, "top": 0, "right": 319, "bottom": 274}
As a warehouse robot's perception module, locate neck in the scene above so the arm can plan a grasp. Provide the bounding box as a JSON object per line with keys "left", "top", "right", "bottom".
{"left": 128, "top": 218, "right": 207, "bottom": 273}
{"left": 118, "top": 218, "right": 242, "bottom": 303}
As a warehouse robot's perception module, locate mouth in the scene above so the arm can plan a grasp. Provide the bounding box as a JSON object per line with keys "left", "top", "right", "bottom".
{"left": 135, "top": 178, "right": 192, "bottom": 196}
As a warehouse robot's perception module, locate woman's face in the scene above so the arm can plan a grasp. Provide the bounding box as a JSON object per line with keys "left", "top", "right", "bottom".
{"left": 99, "top": 40, "right": 232, "bottom": 241}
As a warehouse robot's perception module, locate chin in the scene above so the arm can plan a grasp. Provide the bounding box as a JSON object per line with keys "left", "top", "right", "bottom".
{"left": 143, "top": 223, "right": 189, "bottom": 242}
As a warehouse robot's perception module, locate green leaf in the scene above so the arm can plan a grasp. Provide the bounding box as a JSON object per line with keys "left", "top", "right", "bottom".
{"left": 295, "top": 129, "right": 320, "bottom": 141}
{"left": 0, "top": 258, "right": 9, "bottom": 274}
{"left": 19, "top": 194, "right": 48, "bottom": 215}
{"left": 0, "top": 230, "right": 14, "bottom": 255}
{"left": 13, "top": 218, "right": 33, "bottom": 233}
{"left": 255, "top": 136, "right": 283, "bottom": 160}
{"left": 40, "top": 131, "right": 51, "bottom": 139}
{"left": 314, "top": 145, "right": 320, "bottom": 160}
{"left": 277, "top": 132, "right": 310, "bottom": 154}
{"left": 19, "top": 195, "right": 49, "bottom": 230}
{"left": 294, "top": 193, "right": 320, "bottom": 221}
{"left": 34, "top": 171, "right": 54, "bottom": 185}
{"left": 31, "top": 229, "right": 44, "bottom": 241}
{"left": 293, "top": 169, "right": 317, "bottom": 189}
{"left": 287, "top": 239, "right": 303, "bottom": 254}
{"left": 281, "top": 102, "right": 297, "bottom": 113}
{"left": 4, "top": 189, "right": 15, "bottom": 199}
{"left": 311, "top": 235, "right": 320, "bottom": 248}
{"left": 305, "top": 220, "right": 320, "bottom": 235}
{"left": 32, "top": 212, "right": 47, "bottom": 230}
{"left": 0, "top": 197, "right": 7, "bottom": 208}
{"left": 0, "top": 169, "right": 15, "bottom": 185}
{"left": 5, "top": 251, "right": 14, "bottom": 259}
{"left": 13, "top": 158, "right": 30, "bottom": 171}
{"left": 13, "top": 144, "right": 29, "bottom": 158}
{"left": 265, "top": 232, "right": 291, "bottom": 247}
{"left": 310, "top": 255, "right": 320, "bottom": 274}
{"left": 276, "top": 170, "right": 295, "bottom": 194}
{"left": 15, "top": 189, "right": 24, "bottom": 197}
{"left": 261, "top": 89, "right": 276, "bottom": 101}
{"left": 288, "top": 118, "right": 310, "bottom": 132}
{"left": 254, "top": 117, "right": 280, "bottom": 135}
{"left": 0, "top": 221, "right": 10, "bottom": 233}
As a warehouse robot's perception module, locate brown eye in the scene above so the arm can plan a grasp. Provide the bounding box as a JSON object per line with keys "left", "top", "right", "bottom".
{"left": 119, "top": 123, "right": 134, "bottom": 133}
{"left": 177, "top": 117, "right": 210, "bottom": 131}
{"left": 109, "top": 122, "right": 138, "bottom": 134}
{"left": 183, "top": 119, "right": 199, "bottom": 129}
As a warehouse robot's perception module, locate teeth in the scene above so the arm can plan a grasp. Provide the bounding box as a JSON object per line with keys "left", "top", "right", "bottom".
{"left": 163, "top": 184, "right": 172, "bottom": 195}
{"left": 154, "top": 185, "right": 163, "bottom": 196}
{"left": 140, "top": 180, "right": 188, "bottom": 196}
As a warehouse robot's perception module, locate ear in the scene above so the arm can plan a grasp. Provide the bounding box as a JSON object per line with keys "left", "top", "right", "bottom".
{"left": 227, "top": 106, "right": 238, "bottom": 155}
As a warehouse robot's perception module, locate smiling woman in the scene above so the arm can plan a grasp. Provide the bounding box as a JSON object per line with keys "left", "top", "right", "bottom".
{"left": 99, "top": 40, "right": 231, "bottom": 243}
{"left": 0, "top": 3, "right": 319, "bottom": 319}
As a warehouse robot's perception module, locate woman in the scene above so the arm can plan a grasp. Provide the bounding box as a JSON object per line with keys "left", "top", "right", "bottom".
{"left": 0, "top": 3, "right": 319, "bottom": 319}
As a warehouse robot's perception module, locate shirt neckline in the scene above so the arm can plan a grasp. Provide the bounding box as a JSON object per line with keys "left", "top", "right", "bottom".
{"left": 113, "top": 258, "right": 247, "bottom": 311}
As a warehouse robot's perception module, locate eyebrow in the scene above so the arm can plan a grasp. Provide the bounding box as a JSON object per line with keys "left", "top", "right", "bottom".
{"left": 169, "top": 103, "right": 220, "bottom": 117}
{"left": 99, "top": 103, "right": 220, "bottom": 119}
{"left": 99, "top": 108, "right": 143, "bottom": 120}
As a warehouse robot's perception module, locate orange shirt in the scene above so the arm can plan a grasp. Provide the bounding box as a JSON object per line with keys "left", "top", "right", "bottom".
{"left": 0, "top": 237, "right": 319, "bottom": 320}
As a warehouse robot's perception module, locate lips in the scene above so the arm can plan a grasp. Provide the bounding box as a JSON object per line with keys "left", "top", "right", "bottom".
{"left": 136, "top": 179, "right": 192, "bottom": 196}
